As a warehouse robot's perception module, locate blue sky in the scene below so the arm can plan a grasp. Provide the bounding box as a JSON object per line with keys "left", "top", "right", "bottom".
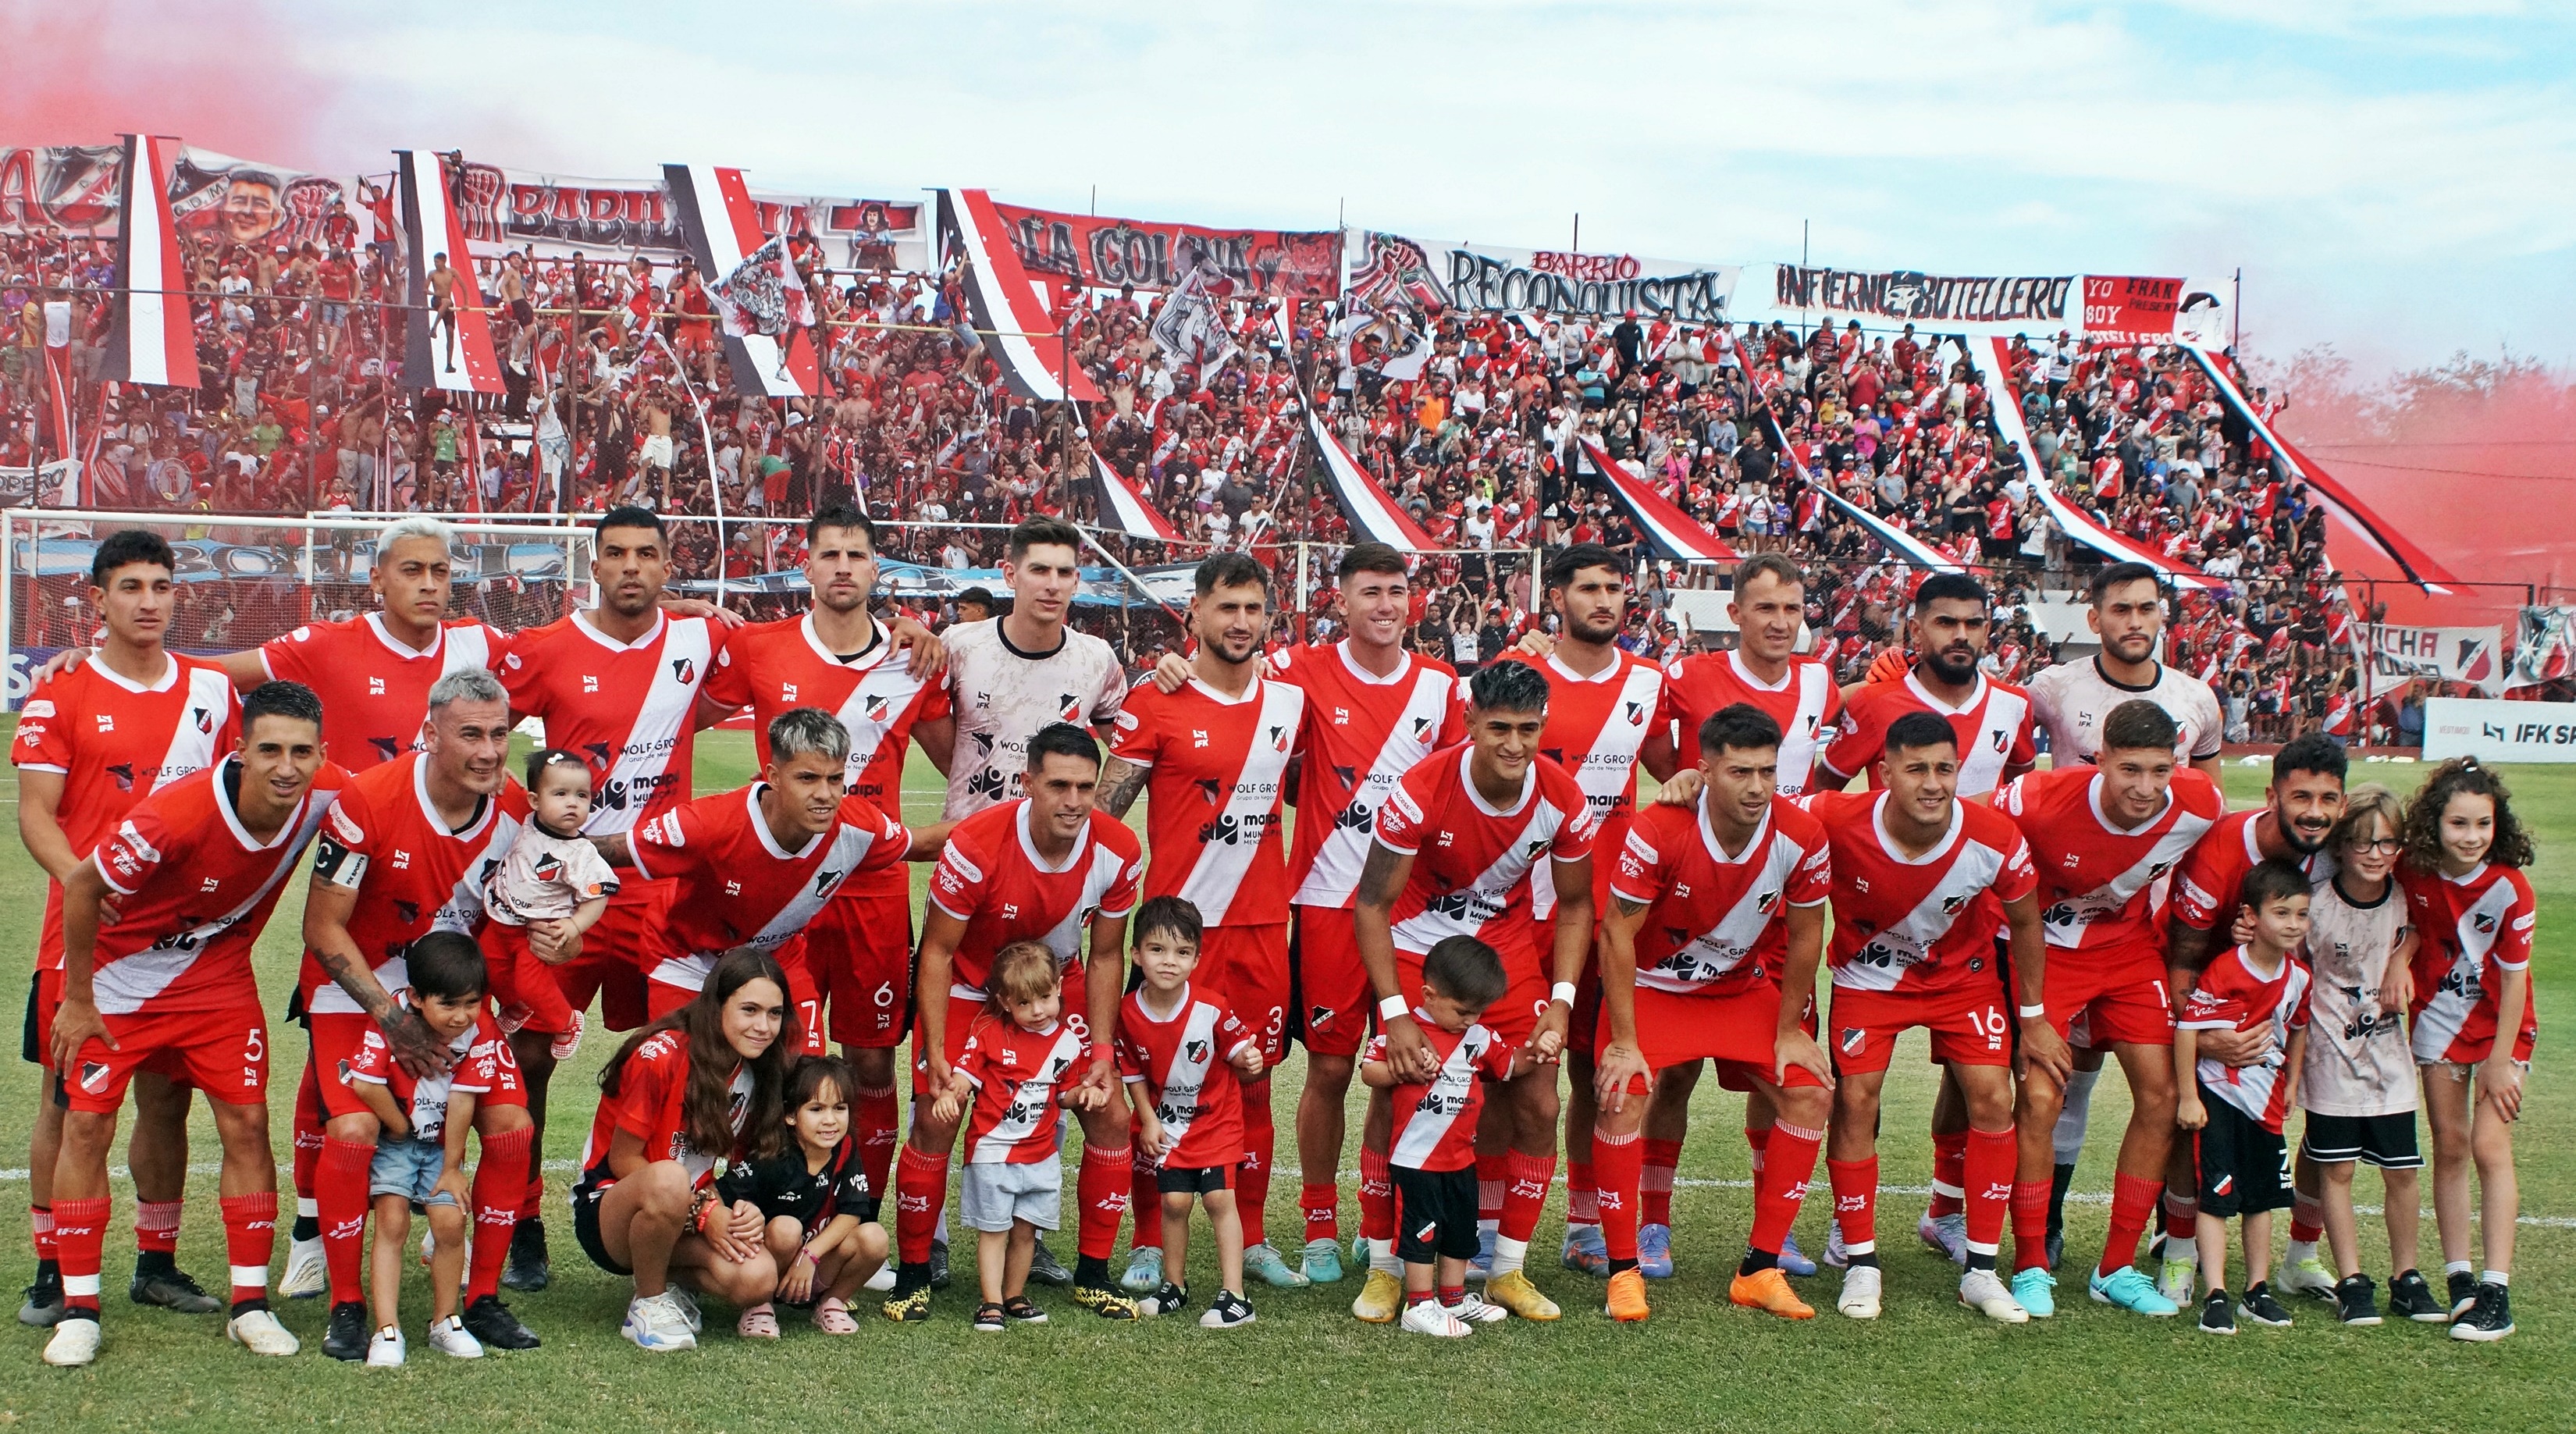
{"left": 83, "top": 1, "right": 2576, "bottom": 372}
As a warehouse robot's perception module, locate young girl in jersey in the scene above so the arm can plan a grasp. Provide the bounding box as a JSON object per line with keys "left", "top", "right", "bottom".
{"left": 715, "top": 1055, "right": 889, "bottom": 1337}
{"left": 933, "top": 941, "right": 1099, "bottom": 1333}
{"left": 1116, "top": 898, "right": 1265, "bottom": 1329}
{"left": 482, "top": 749, "right": 617, "bottom": 1059}
{"left": 575, "top": 949, "right": 799, "bottom": 1352}
{"left": 2401, "top": 757, "right": 2537, "bottom": 1341}
{"left": 2297, "top": 785, "right": 2439, "bottom": 1326}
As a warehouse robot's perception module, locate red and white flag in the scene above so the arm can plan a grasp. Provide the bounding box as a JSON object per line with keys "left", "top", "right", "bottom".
{"left": 1300, "top": 400, "right": 1437, "bottom": 552}
{"left": 664, "top": 163, "right": 820, "bottom": 399}
{"left": 100, "top": 134, "right": 197, "bottom": 389}
{"left": 1580, "top": 437, "right": 1736, "bottom": 565}
{"left": 1091, "top": 452, "right": 1182, "bottom": 542}
{"left": 938, "top": 187, "right": 1098, "bottom": 405}
{"left": 397, "top": 149, "right": 507, "bottom": 394}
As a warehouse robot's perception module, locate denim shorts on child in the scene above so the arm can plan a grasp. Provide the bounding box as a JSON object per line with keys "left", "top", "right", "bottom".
{"left": 959, "top": 1158, "right": 1061, "bottom": 1234}
{"left": 372, "top": 1137, "right": 462, "bottom": 1208}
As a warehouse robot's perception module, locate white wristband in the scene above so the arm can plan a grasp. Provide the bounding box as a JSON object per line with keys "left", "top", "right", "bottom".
{"left": 1378, "top": 995, "right": 1410, "bottom": 1021}
{"left": 2018, "top": 1003, "right": 2047, "bottom": 1019}
{"left": 1551, "top": 981, "right": 1579, "bottom": 1006}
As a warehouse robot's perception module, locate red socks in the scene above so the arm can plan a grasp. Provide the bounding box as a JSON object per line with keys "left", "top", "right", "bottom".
{"left": 1642, "top": 1137, "right": 1682, "bottom": 1227}
{"left": 1745, "top": 1123, "right": 1770, "bottom": 1176}
{"left": 467, "top": 1126, "right": 532, "bottom": 1303}
{"left": 53, "top": 1195, "right": 109, "bottom": 1315}
{"left": 2098, "top": 1171, "right": 2162, "bottom": 1278}
{"left": 1749, "top": 1120, "right": 1823, "bottom": 1256}
{"left": 1591, "top": 1130, "right": 1644, "bottom": 1261}
{"left": 1357, "top": 1147, "right": 1394, "bottom": 1245}
{"left": 1962, "top": 1126, "right": 2015, "bottom": 1260}
{"left": 1301, "top": 1183, "right": 1340, "bottom": 1245}
{"left": 30, "top": 1204, "right": 55, "bottom": 1264}
{"left": 1076, "top": 1144, "right": 1133, "bottom": 1262}
{"left": 1499, "top": 1151, "right": 1555, "bottom": 1244}
{"left": 2290, "top": 1189, "right": 2324, "bottom": 1246}
{"left": 134, "top": 1198, "right": 181, "bottom": 1258}
{"left": 1129, "top": 1147, "right": 1163, "bottom": 1251}
{"left": 2164, "top": 1190, "right": 2200, "bottom": 1244}
{"left": 853, "top": 1084, "right": 901, "bottom": 1213}
{"left": 1475, "top": 1151, "right": 1507, "bottom": 1225}
{"left": 219, "top": 1192, "right": 276, "bottom": 1311}
{"left": 318, "top": 1137, "right": 375, "bottom": 1304}
{"left": 1237, "top": 1084, "right": 1273, "bottom": 1249}
{"left": 290, "top": 1087, "right": 324, "bottom": 1203}
{"left": 893, "top": 1144, "right": 949, "bottom": 1266}
{"left": 1565, "top": 1156, "right": 1599, "bottom": 1227}
{"left": 2011, "top": 1181, "right": 2054, "bottom": 1272}
{"left": 1927, "top": 1130, "right": 1968, "bottom": 1220}
{"left": 1826, "top": 1156, "right": 1879, "bottom": 1257}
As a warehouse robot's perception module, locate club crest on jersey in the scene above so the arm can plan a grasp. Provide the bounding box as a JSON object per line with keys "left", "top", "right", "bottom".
{"left": 1058, "top": 693, "right": 1081, "bottom": 720}
{"left": 1411, "top": 716, "right": 1433, "bottom": 740}
{"left": 814, "top": 868, "right": 845, "bottom": 897}
{"left": 368, "top": 736, "right": 403, "bottom": 763}
{"left": 533, "top": 853, "right": 563, "bottom": 883}
{"left": 2147, "top": 859, "right": 2174, "bottom": 880}
{"left": 1625, "top": 701, "right": 1645, "bottom": 725}
{"left": 80, "top": 1062, "right": 112, "bottom": 1093}
{"left": 1941, "top": 892, "right": 1969, "bottom": 914}
{"left": 1194, "top": 778, "right": 1224, "bottom": 804}
{"left": 1183, "top": 1037, "right": 1210, "bottom": 1063}
{"left": 394, "top": 901, "right": 421, "bottom": 926}
{"left": 1991, "top": 728, "right": 2008, "bottom": 753}
{"left": 105, "top": 762, "right": 135, "bottom": 792}
{"left": 671, "top": 657, "right": 696, "bottom": 685}
{"left": 865, "top": 694, "right": 892, "bottom": 723}
{"left": 2474, "top": 911, "right": 2498, "bottom": 934}
{"left": 1756, "top": 889, "right": 1779, "bottom": 913}
{"left": 1270, "top": 724, "right": 1289, "bottom": 752}
{"left": 193, "top": 705, "right": 213, "bottom": 734}
{"left": 1309, "top": 1005, "right": 1334, "bottom": 1030}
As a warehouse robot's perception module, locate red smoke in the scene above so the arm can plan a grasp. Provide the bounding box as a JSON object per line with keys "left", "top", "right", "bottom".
{"left": 0, "top": 0, "right": 347, "bottom": 166}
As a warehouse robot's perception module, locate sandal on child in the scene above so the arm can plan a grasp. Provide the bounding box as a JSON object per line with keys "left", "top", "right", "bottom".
{"left": 811, "top": 1297, "right": 859, "bottom": 1335}
{"left": 1002, "top": 1296, "right": 1048, "bottom": 1325}
{"left": 736, "top": 1304, "right": 781, "bottom": 1340}
{"left": 972, "top": 1301, "right": 1007, "bottom": 1333}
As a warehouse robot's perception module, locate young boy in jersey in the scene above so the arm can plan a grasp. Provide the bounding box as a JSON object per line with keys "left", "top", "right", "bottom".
{"left": 715, "top": 1055, "right": 889, "bottom": 1337}
{"left": 482, "top": 749, "right": 617, "bottom": 1062}
{"left": 2176, "top": 860, "right": 2314, "bottom": 1336}
{"left": 1361, "top": 936, "right": 1520, "bottom": 1338}
{"left": 933, "top": 941, "right": 1098, "bottom": 1332}
{"left": 344, "top": 933, "right": 511, "bottom": 1365}
{"left": 2299, "top": 786, "right": 2438, "bottom": 1326}
{"left": 1117, "top": 897, "right": 1265, "bottom": 1329}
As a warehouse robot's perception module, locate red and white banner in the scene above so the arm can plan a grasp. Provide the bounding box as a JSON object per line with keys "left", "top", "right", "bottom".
{"left": 1579, "top": 439, "right": 1735, "bottom": 565}
{"left": 2507, "top": 606, "right": 2576, "bottom": 691}
{"left": 1091, "top": 453, "right": 1183, "bottom": 543}
{"left": 940, "top": 188, "right": 1098, "bottom": 405}
{"left": 989, "top": 201, "right": 1340, "bottom": 297}
{"left": 40, "top": 301, "right": 74, "bottom": 462}
{"left": 1973, "top": 336, "right": 2211, "bottom": 588}
{"left": 664, "top": 163, "right": 820, "bottom": 399}
{"left": 398, "top": 150, "right": 506, "bottom": 394}
{"left": 2076, "top": 275, "right": 2183, "bottom": 345}
{"left": 100, "top": 134, "right": 197, "bottom": 389}
{"left": 2367, "top": 624, "right": 2503, "bottom": 696}
{"left": 1301, "top": 401, "right": 1438, "bottom": 552}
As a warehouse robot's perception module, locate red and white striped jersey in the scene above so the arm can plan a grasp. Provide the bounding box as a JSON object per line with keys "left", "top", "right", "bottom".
{"left": 1372, "top": 745, "right": 1598, "bottom": 958}
{"left": 261, "top": 614, "right": 509, "bottom": 770}
{"left": 1610, "top": 794, "right": 1832, "bottom": 996}
{"left": 1823, "top": 671, "right": 2035, "bottom": 797}
{"left": 1372, "top": 1017, "right": 1514, "bottom": 1171}
{"left": 1800, "top": 790, "right": 2037, "bottom": 998}
{"left": 303, "top": 753, "right": 531, "bottom": 1014}
{"left": 699, "top": 613, "right": 952, "bottom": 816}
{"left": 344, "top": 999, "right": 513, "bottom": 1144}
{"left": 2171, "top": 810, "right": 2326, "bottom": 934}
{"left": 927, "top": 799, "right": 1144, "bottom": 998}
{"left": 2182, "top": 945, "right": 2312, "bottom": 1131}
{"left": 1656, "top": 649, "right": 1842, "bottom": 793}
{"left": 13, "top": 653, "right": 238, "bottom": 971}
{"left": 1114, "top": 984, "right": 1254, "bottom": 1169}
{"left": 1108, "top": 674, "right": 1304, "bottom": 927}
{"left": 957, "top": 1012, "right": 1087, "bottom": 1165}
{"left": 2403, "top": 862, "right": 2538, "bottom": 1064}
{"left": 629, "top": 784, "right": 911, "bottom": 992}
{"left": 1493, "top": 650, "right": 1663, "bottom": 919}
{"left": 87, "top": 760, "right": 350, "bottom": 1016}
{"left": 499, "top": 610, "right": 723, "bottom": 835}
{"left": 1994, "top": 766, "right": 2223, "bottom": 964}
{"left": 1267, "top": 642, "right": 1464, "bottom": 909}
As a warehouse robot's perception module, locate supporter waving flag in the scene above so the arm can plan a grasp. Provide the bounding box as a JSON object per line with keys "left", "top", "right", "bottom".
{"left": 937, "top": 187, "right": 1100, "bottom": 404}
{"left": 664, "top": 163, "right": 820, "bottom": 399}
{"left": 397, "top": 148, "right": 507, "bottom": 395}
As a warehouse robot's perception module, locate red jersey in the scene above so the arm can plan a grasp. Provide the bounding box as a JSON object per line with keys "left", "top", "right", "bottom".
{"left": 1801, "top": 790, "right": 2037, "bottom": 998}
{"left": 1493, "top": 650, "right": 1663, "bottom": 919}
{"left": 1370, "top": 1016, "right": 1514, "bottom": 1171}
{"left": 87, "top": 759, "right": 351, "bottom": 1016}
{"left": 577, "top": 1029, "right": 753, "bottom": 1188}
{"left": 1994, "top": 766, "right": 2223, "bottom": 965}
{"left": 1372, "top": 745, "right": 1598, "bottom": 958}
{"left": 1822, "top": 671, "right": 2035, "bottom": 798}
{"left": 344, "top": 999, "right": 516, "bottom": 1143}
{"left": 629, "top": 784, "right": 912, "bottom": 991}
{"left": 498, "top": 610, "right": 724, "bottom": 835}
{"left": 1656, "top": 650, "right": 1842, "bottom": 794}
{"left": 2181, "top": 945, "right": 2312, "bottom": 1130}
{"left": 1266, "top": 641, "right": 1464, "bottom": 910}
{"left": 2170, "top": 810, "right": 2325, "bottom": 933}
{"left": 2402, "top": 863, "right": 2539, "bottom": 1064}
{"left": 1107, "top": 674, "right": 1303, "bottom": 927}
{"left": 1610, "top": 794, "right": 1831, "bottom": 996}
{"left": 925, "top": 800, "right": 1144, "bottom": 997}
{"left": 699, "top": 613, "right": 952, "bottom": 815}
{"left": 955, "top": 1012, "right": 1087, "bottom": 1164}
{"left": 304, "top": 753, "right": 531, "bottom": 1014}
{"left": 13, "top": 653, "right": 239, "bottom": 970}
{"left": 1114, "top": 984, "right": 1255, "bottom": 1168}
{"left": 261, "top": 614, "right": 509, "bottom": 770}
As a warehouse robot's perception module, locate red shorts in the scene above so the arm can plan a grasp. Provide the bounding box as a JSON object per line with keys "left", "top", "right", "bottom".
{"left": 482, "top": 922, "right": 575, "bottom": 1037}
{"left": 557, "top": 881, "right": 660, "bottom": 1032}
{"left": 1602, "top": 982, "right": 1827, "bottom": 1094}
{"left": 646, "top": 948, "right": 827, "bottom": 1057}
{"left": 1200, "top": 923, "right": 1289, "bottom": 1066}
{"left": 25, "top": 966, "right": 64, "bottom": 1070}
{"left": 60, "top": 1001, "right": 268, "bottom": 1114}
{"left": 915, "top": 962, "right": 1094, "bottom": 1094}
{"left": 1397, "top": 939, "right": 1548, "bottom": 1051}
{"left": 2042, "top": 949, "right": 2175, "bottom": 1049}
{"left": 1827, "top": 985, "right": 2013, "bottom": 1076}
{"left": 1291, "top": 906, "right": 1372, "bottom": 1059}
{"left": 805, "top": 874, "right": 915, "bottom": 1049}
{"left": 1713, "top": 985, "right": 1820, "bottom": 1091}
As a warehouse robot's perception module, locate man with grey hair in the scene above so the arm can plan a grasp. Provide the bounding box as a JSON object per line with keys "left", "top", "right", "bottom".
{"left": 291, "top": 664, "right": 545, "bottom": 1358}
{"left": 588, "top": 707, "right": 952, "bottom": 1028}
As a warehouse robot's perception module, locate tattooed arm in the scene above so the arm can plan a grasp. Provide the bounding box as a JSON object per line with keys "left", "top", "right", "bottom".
{"left": 1095, "top": 756, "right": 1150, "bottom": 820}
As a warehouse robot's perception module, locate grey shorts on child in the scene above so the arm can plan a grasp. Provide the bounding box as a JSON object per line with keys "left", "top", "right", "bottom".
{"left": 959, "top": 1159, "right": 1061, "bottom": 1234}
{"left": 372, "top": 1137, "right": 461, "bottom": 1208}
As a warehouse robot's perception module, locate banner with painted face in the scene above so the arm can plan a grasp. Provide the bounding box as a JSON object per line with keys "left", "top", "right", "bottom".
{"left": 167, "top": 148, "right": 374, "bottom": 253}
{"left": 2507, "top": 607, "right": 2576, "bottom": 691}
{"left": 987, "top": 202, "right": 1341, "bottom": 297}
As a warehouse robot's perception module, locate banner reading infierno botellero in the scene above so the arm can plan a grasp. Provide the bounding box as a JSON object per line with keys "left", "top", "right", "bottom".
{"left": 1773, "top": 265, "right": 2073, "bottom": 325}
